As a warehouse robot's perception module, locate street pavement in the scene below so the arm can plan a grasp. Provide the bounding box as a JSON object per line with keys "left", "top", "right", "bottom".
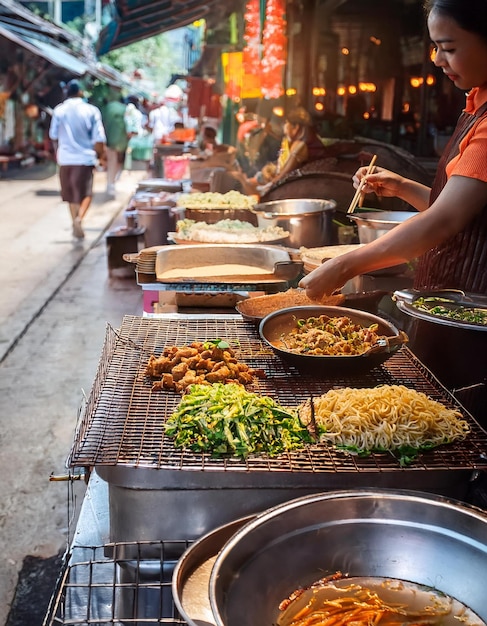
{"left": 0, "top": 162, "right": 147, "bottom": 624}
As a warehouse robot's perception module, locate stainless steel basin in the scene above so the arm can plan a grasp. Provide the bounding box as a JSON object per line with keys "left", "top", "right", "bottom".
{"left": 210, "top": 489, "right": 487, "bottom": 625}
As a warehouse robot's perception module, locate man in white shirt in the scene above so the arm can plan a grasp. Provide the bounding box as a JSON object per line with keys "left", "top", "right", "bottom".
{"left": 49, "top": 80, "right": 106, "bottom": 239}
{"left": 148, "top": 84, "right": 183, "bottom": 144}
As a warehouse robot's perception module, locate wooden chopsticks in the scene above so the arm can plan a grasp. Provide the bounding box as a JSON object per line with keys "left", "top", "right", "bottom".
{"left": 347, "top": 154, "right": 377, "bottom": 214}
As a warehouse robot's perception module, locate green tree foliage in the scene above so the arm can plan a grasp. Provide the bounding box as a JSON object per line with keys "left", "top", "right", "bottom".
{"left": 100, "top": 35, "right": 181, "bottom": 94}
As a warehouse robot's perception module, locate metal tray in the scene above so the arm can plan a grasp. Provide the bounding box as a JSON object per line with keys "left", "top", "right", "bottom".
{"left": 394, "top": 289, "right": 487, "bottom": 331}
{"left": 155, "top": 243, "right": 301, "bottom": 284}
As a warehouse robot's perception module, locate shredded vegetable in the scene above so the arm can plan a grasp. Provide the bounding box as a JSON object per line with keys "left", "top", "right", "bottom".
{"left": 165, "top": 382, "right": 311, "bottom": 458}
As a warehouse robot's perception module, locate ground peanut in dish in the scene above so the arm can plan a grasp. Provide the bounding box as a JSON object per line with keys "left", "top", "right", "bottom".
{"left": 237, "top": 289, "right": 345, "bottom": 319}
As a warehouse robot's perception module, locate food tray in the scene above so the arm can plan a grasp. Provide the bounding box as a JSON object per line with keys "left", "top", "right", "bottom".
{"left": 168, "top": 234, "right": 289, "bottom": 246}
{"left": 154, "top": 243, "right": 300, "bottom": 284}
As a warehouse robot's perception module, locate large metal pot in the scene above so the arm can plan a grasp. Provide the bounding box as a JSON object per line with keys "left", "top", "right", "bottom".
{"left": 252, "top": 198, "right": 337, "bottom": 248}
{"left": 348, "top": 210, "right": 417, "bottom": 243}
{"left": 210, "top": 489, "right": 487, "bottom": 626}
{"left": 392, "top": 289, "right": 487, "bottom": 424}
{"left": 136, "top": 205, "right": 180, "bottom": 247}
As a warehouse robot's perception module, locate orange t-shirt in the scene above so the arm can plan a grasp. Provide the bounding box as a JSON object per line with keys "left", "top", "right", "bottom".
{"left": 445, "top": 86, "right": 487, "bottom": 182}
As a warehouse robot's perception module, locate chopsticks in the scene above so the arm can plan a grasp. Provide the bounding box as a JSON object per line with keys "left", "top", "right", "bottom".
{"left": 347, "top": 154, "right": 377, "bottom": 214}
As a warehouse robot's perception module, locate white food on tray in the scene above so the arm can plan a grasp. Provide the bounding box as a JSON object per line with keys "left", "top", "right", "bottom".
{"left": 174, "top": 219, "right": 289, "bottom": 243}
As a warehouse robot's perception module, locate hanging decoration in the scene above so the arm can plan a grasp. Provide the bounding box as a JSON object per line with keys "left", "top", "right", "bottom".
{"left": 260, "top": 0, "right": 287, "bottom": 99}
{"left": 243, "top": 0, "right": 262, "bottom": 76}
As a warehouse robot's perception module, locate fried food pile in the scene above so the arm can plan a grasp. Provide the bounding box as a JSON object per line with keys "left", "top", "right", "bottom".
{"left": 146, "top": 340, "right": 263, "bottom": 392}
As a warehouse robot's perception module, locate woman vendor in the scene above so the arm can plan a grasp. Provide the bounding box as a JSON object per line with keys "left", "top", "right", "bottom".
{"left": 300, "top": 0, "right": 487, "bottom": 301}
{"left": 234, "top": 106, "right": 328, "bottom": 195}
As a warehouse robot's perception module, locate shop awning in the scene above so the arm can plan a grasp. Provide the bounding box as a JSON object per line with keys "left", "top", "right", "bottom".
{"left": 96, "top": 0, "right": 233, "bottom": 55}
{"left": 0, "top": 24, "right": 91, "bottom": 75}
{"left": 0, "top": 22, "right": 129, "bottom": 87}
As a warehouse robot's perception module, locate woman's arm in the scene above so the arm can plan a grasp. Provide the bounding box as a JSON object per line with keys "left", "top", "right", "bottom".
{"left": 273, "top": 140, "right": 308, "bottom": 181}
{"left": 299, "top": 174, "right": 487, "bottom": 299}
{"left": 353, "top": 165, "right": 431, "bottom": 212}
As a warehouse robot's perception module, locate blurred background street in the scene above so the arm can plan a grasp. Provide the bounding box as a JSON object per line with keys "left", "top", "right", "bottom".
{"left": 0, "top": 162, "right": 146, "bottom": 624}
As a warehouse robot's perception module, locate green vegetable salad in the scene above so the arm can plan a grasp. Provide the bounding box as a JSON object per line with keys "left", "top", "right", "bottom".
{"left": 165, "top": 382, "right": 311, "bottom": 458}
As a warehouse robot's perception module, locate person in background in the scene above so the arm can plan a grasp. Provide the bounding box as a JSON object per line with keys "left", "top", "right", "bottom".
{"left": 233, "top": 106, "right": 326, "bottom": 196}
{"left": 198, "top": 124, "right": 218, "bottom": 153}
{"left": 101, "top": 88, "right": 129, "bottom": 198}
{"left": 300, "top": 0, "right": 487, "bottom": 301}
{"left": 124, "top": 95, "right": 147, "bottom": 137}
{"left": 49, "top": 80, "right": 106, "bottom": 240}
{"left": 148, "top": 84, "right": 184, "bottom": 144}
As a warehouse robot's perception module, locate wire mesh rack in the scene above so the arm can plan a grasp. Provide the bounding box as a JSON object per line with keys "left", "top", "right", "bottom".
{"left": 45, "top": 541, "right": 192, "bottom": 625}
{"left": 68, "top": 315, "right": 487, "bottom": 475}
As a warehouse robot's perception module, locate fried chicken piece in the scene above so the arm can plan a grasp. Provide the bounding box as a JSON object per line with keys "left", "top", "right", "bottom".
{"left": 206, "top": 365, "right": 232, "bottom": 382}
{"left": 151, "top": 372, "right": 176, "bottom": 391}
{"left": 175, "top": 370, "right": 205, "bottom": 391}
{"left": 171, "top": 361, "right": 189, "bottom": 381}
{"left": 146, "top": 354, "right": 174, "bottom": 377}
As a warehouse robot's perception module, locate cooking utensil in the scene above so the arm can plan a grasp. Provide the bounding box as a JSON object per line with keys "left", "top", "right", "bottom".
{"left": 172, "top": 515, "right": 255, "bottom": 626}
{"left": 259, "top": 305, "right": 407, "bottom": 374}
{"left": 77, "top": 317, "right": 487, "bottom": 544}
{"left": 251, "top": 198, "right": 337, "bottom": 248}
{"left": 394, "top": 288, "right": 487, "bottom": 331}
{"left": 209, "top": 489, "right": 487, "bottom": 626}
{"left": 348, "top": 210, "right": 417, "bottom": 244}
{"left": 154, "top": 243, "right": 296, "bottom": 284}
{"left": 347, "top": 154, "right": 377, "bottom": 214}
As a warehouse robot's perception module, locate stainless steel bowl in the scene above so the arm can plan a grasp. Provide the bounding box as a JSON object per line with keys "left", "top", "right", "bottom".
{"left": 252, "top": 198, "right": 337, "bottom": 248}
{"left": 259, "top": 305, "right": 406, "bottom": 374}
{"left": 348, "top": 210, "right": 417, "bottom": 244}
{"left": 210, "top": 489, "right": 487, "bottom": 626}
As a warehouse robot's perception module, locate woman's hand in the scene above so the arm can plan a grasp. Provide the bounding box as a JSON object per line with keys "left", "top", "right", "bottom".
{"left": 353, "top": 165, "right": 406, "bottom": 199}
{"left": 298, "top": 258, "right": 347, "bottom": 300}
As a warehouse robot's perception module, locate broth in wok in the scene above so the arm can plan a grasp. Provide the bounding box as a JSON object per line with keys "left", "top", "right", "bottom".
{"left": 277, "top": 574, "right": 485, "bottom": 626}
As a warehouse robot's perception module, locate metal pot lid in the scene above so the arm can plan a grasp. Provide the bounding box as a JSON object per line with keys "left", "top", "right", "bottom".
{"left": 393, "top": 289, "right": 487, "bottom": 331}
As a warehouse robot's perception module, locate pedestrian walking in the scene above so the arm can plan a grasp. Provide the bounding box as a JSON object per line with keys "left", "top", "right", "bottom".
{"left": 101, "top": 88, "right": 130, "bottom": 199}
{"left": 49, "top": 80, "right": 107, "bottom": 239}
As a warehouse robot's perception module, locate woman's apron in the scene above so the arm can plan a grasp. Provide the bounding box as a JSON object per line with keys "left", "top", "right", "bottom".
{"left": 414, "top": 102, "right": 487, "bottom": 295}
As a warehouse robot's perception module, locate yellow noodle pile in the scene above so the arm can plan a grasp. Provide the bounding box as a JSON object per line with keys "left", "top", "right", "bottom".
{"left": 299, "top": 385, "right": 469, "bottom": 451}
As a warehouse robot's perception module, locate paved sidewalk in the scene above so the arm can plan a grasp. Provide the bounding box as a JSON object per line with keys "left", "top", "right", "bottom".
{"left": 0, "top": 163, "right": 146, "bottom": 625}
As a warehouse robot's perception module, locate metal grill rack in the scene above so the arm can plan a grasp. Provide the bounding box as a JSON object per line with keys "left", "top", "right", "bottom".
{"left": 69, "top": 315, "right": 487, "bottom": 475}
{"left": 45, "top": 541, "right": 191, "bottom": 625}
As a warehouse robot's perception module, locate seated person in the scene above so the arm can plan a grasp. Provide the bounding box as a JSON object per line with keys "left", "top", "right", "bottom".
{"left": 198, "top": 125, "right": 220, "bottom": 153}
{"left": 233, "top": 106, "right": 328, "bottom": 195}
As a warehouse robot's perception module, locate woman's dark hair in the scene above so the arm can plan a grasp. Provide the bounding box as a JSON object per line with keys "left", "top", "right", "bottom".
{"left": 424, "top": 0, "right": 487, "bottom": 40}
{"left": 286, "top": 106, "right": 312, "bottom": 127}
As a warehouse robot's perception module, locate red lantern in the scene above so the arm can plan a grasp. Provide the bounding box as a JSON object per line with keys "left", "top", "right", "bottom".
{"left": 261, "top": 0, "right": 287, "bottom": 98}
{"left": 243, "top": 0, "right": 261, "bottom": 76}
